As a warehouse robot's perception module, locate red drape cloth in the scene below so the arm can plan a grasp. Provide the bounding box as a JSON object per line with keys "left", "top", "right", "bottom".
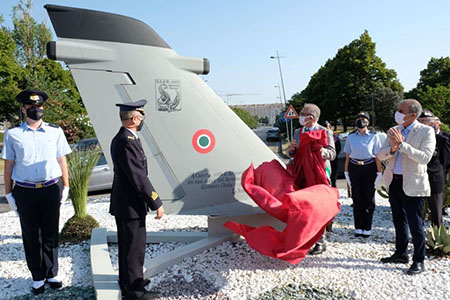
{"left": 224, "top": 130, "right": 340, "bottom": 264}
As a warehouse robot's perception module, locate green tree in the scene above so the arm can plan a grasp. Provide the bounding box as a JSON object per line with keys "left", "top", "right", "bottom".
{"left": 273, "top": 113, "right": 287, "bottom": 135}
{"left": 258, "top": 116, "right": 269, "bottom": 125}
{"left": 406, "top": 56, "right": 450, "bottom": 125}
{"left": 22, "top": 58, "right": 95, "bottom": 142}
{"left": 417, "top": 84, "right": 450, "bottom": 124}
{"left": 231, "top": 107, "right": 259, "bottom": 129}
{"left": 0, "top": 0, "right": 95, "bottom": 141}
{"left": 372, "top": 85, "right": 402, "bottom": 132}
{"left": 0, "top": 24, "right": 22, "bottom": 121}
{"left": 417, "top": 57, "right": 450, "bottom": 91}
{"left": 11, "top": 0, "right": 52, "bottom": 66}
{"left": 300, "top": 31, "right": 403, "bottom": 132}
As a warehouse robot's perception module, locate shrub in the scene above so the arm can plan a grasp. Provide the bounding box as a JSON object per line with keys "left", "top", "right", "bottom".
{"left": 60, "top": 215, "right": 99, "bottom": 243}
{"left": 61, "top": 146, "right": 101, "bottom": 242}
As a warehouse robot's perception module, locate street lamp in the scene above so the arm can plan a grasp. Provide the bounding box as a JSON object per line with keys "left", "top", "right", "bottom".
{"left": 270, "top": 51, "right": 287, "bottom": 107}
{"left": 271, "top": 51, "right": 290, "bottom": 142}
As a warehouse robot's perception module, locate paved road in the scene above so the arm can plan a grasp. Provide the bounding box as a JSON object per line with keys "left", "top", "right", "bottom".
{"left": 252, "top": 126, "right": 289, "bottom": 164}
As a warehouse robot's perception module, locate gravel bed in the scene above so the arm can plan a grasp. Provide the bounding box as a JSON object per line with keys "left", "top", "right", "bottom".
{"left": 0, "top": 191, "right": 449, "bottom": 299}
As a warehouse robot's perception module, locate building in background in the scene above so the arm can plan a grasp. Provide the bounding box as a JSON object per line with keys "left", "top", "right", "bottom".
{"left": 230, "top": 103, "right": 283, "bottom": 126}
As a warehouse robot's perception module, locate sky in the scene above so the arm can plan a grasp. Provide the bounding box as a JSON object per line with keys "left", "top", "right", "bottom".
{"left": 1, "top": 0, "right": 450, "bottom": 105}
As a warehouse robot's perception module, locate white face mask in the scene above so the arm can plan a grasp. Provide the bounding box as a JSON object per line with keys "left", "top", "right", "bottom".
{"left": 394, "top": 111, "right": 406, "bottom": 125}
{"left": 299, "top": 115, "right": 311, "bottom": 126}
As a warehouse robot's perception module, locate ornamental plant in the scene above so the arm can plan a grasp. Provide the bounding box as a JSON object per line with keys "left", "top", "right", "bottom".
{"left": 60, "top": 145, "right": 101, "bottom": 242}
{"left": 426, "top": 224, "right": 450, "bottom": 257}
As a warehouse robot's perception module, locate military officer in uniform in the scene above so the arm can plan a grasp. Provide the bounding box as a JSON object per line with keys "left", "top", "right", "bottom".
{"left": 417, "top": 110, "right": 450, "bottom": 226}
{"left": 344, "top": 112, "right": 383, "bottom": 237}
{"left": 110, "top": 99, "right": 164, "bottom": 300}
{"left": 1, "top": 89, "right": 71, "bottom": 295}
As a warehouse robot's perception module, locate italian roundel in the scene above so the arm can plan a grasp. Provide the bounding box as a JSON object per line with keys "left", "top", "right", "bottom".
{"left": 192, "top": 129, "right": 216, "bottom": 154}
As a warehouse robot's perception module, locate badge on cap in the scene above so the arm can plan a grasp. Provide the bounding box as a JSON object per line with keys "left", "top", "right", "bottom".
{"left": 115, "top": 99, "right": 147, "bottom": 114}
{"left": 16, "top": 89, "right": 48, "bottom": 105}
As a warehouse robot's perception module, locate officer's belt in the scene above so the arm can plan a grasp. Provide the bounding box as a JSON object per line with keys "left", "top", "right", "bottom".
{"left": 15, "top": 178, "right": 59, "bottom": 189}
{"left": 350, "top": 158, "right": 375, "bottom": 166}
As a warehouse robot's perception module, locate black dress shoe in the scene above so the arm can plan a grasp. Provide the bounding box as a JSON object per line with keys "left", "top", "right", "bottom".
{"left": 46, "top": 278, "right": 63, "bottom": 290}
{"left": 32, "top": 284, "right": 45, "bottom": 295}
{"left": 407, "top": 261, "right": 425, "bottom": 275}
{"left": 380, "top": 253, "right": 409, "bottom": 264}
{"left": 308, "top": 243, "right": 326, "bottom": 255}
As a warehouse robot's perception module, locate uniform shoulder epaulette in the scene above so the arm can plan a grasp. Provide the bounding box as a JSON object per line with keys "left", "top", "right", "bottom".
{"left": 47, "top": 123, "right": 60, "bottom": 128}
{"left": 8, "top": 124, "right": 20, "bottom": 129}
{"left": 127, "top": 135, "right": 135, "bottom": 140}
{"left": 349, "top": 129, "right": 357, "bottom": 134}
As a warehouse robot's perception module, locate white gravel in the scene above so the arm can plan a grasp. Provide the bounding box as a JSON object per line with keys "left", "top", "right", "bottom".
{"left": 0, "top": 190, "right": 449, "bottom": 299}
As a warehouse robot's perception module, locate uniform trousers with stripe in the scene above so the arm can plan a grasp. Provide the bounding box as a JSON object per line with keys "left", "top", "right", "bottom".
{"left": 13, "top": 181, "right": 62, "bottom": 281}
{"left": 348, "top": 161, "right": 377, "bottom": 231}
{"left": 115, "top": 216, "right": 147, "bottom": 299}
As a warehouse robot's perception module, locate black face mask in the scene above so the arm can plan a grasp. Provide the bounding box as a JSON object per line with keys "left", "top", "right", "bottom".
{"left": 137, "top": 120, "right": 144, "bottom": 131}
{"left": 26, "top": 107, "right": 44, "bottom": 121}
{"left": 356, "top": 119, "right": 368, "bottom": 129}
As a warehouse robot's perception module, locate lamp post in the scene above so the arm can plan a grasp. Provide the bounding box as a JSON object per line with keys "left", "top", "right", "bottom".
{"left": 270, "top": 51, "right": 287, "bottom": 107}
{"left": 274, "top": 85, "right": 283, "bottom": 106}
{"left": 271, "top": 51, "right": 290, "bottom": 142}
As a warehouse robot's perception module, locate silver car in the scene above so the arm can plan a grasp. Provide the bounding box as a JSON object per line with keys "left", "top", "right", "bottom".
{"left": 72, "top": 138, "right": 113, "bottom": 192}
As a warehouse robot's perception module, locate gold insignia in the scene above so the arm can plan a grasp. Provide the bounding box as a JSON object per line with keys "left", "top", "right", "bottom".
{"left": 30, "top": 95, "right": 40, "bottom": 100}
{"left": 136, "top": 108, "right": 144, "bottom": 114}
{"left": 151, "top": 191, "right": 159, "bottom": 201}
{"left": 127, "top": 136, "right": 135, "bottom": 140}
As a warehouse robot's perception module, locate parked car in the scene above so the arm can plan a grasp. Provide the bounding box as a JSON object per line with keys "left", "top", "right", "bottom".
{"left": 266, "top": 127, "right": 281, "bottom": 142}
{"left": 72, "top": 138, "right": 113, "bottom": 192}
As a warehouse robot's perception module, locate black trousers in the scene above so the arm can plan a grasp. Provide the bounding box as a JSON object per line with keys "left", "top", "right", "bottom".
{"left": 330, "top": 159, "right": 338, "bottom": 188}
{"left": 13, "top": 181, "right": 62, "bottom": 281}
{"left": 349, "top": 162, "right": 377, "bottom": 231}
{"left": 427, "top": 192, "right": 444, "bottom": 226}
{"left": 389, "top": 176, "right": 426, "bottom": 263}
{"left": 115, "top": 216, "right": 147, "bottom": 299}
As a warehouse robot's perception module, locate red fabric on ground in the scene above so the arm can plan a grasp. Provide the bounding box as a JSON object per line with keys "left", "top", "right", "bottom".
{"left": 224, "top": 130, "right": 340, "bottom": 264}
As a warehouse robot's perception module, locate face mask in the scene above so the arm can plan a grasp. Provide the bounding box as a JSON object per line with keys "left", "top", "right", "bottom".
{"left": 394, "top": 111, "right": 406, "bottom": 125}
{"left": 299, "top": 116, "right": 311, "bottom": 126}
{"left": 137, "top": 119, "right": 144, "bottom": 131}
{"left": 26, "top": 107, "right": 44, "bottom": 121}
{"left": 356, "top": 119, "right": 368, "bottom": 129}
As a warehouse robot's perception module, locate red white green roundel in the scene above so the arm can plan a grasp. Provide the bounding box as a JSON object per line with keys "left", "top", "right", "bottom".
{"left": 192, "top": 129, "right": 216, "bottom": 154}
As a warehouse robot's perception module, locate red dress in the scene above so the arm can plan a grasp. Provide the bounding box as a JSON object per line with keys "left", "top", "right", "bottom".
{"left": 224, "top": 130, "right": 340, "bottom": 264}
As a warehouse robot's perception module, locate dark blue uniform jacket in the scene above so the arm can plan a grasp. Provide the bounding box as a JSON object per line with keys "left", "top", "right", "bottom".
{"left": 110, "top": 127, "right": 162, "bottom": 218}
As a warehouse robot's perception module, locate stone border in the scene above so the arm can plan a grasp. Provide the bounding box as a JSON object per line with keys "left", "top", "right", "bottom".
{"left": 90, "top": 228, "right": 121, "bottom": 300}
